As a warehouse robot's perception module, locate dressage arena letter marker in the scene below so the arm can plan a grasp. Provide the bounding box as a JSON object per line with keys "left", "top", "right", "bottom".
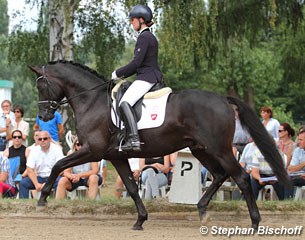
{"left": 169, "top": 149, "right": 201, "bottom": 204}
{"left": 181, "top": 161, "right": 193, "bottom": 176}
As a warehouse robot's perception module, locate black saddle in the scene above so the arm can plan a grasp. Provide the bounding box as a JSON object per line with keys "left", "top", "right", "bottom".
{"left": 114, "top": 81, "right": 166, "bottom": 122}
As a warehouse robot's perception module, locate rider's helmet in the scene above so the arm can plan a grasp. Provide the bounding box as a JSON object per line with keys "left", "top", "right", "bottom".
{"left": 129, "top": 5, "right": 153, "bottom": 24}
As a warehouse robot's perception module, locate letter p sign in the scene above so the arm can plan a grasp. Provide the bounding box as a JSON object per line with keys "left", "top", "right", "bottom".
{"left": 181, "top": 161, "right": 193, "bottom": 176}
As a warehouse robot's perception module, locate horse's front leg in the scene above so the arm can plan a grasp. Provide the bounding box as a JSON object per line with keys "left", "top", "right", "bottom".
{"left": 38, "top": 147, "right": 96, "bottom": 206}
{"left": 112, "top": 159, "right": 148, "bottom": 230}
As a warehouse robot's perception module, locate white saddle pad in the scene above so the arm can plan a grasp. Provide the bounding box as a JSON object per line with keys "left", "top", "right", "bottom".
{"left": 111, "top": 92, "right": 171, "bottom": 130}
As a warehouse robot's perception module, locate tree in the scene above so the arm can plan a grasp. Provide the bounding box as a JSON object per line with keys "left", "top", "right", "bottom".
{"left": 0, "top": 0, "right": 8, "bottom": 36}
{"left": 7, "top": 0, "right": 126, "bottom": 149}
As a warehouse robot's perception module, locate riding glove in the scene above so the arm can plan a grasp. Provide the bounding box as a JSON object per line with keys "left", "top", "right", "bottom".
{"left": 112, "top": 71, "right": 119, "bottom": 81}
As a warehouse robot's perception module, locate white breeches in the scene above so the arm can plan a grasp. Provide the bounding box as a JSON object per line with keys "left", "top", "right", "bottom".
{"left": 119, "top": 80, "right": 155, "bottom": 107}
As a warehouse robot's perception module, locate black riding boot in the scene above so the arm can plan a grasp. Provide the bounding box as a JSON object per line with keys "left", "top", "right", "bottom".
{"left": 119, "top": 101, "right": 141, "bottom": 151}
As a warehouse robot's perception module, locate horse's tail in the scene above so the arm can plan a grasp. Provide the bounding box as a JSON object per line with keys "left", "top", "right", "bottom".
{"left": 227, "top": 96, "right": 291, "bottom": 187}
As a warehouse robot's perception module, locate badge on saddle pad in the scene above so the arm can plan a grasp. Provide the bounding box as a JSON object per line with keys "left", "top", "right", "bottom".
{"left": 111, "top": 82, "right": 172, "bottom": 130}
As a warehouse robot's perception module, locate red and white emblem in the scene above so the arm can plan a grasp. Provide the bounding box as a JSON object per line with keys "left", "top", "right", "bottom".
{"left": 151, "top": 114, "right": 157, "bottom": 120}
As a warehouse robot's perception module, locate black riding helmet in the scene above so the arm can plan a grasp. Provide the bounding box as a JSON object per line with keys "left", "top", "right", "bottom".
{"left": 129, "top": 5, "right": 153, "bottom": 23}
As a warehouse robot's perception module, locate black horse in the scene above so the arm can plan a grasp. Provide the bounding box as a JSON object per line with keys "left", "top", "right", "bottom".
{"left": 29, "top": 61, "right": 290, "bottom": 230}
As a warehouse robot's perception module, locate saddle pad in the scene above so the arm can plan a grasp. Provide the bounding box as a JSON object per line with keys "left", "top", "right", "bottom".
{"left": 111, "top": 92, "right": 171, "bottom": 130}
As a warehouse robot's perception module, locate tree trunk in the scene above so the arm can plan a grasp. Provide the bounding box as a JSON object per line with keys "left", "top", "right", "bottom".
{"left": 49, "top": 0, "right": 79, "bottom": 61}
{"left": 244, "top": 85, "right": 255, "bottom": 109}
{"left": 48, "top": 0, "right": 79, "bottom": 152}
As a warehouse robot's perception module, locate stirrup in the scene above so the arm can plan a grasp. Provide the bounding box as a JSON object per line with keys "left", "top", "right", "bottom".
{"left": 120, "top": 140, "right": 141, "bottom": 152}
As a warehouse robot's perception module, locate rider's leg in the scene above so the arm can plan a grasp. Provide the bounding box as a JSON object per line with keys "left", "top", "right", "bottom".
{"left": 119, "top": 80, "right": 154, "bottom": 151}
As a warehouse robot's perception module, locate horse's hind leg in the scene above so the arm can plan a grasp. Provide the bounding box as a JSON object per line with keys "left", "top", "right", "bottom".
{"left": 111, "top": 159, "right": 148, "bottom": 230}
{"left": 191, "top": 150, "right": 228, "bottom": 223}
{"left": 217, "top": 153, "right": 261, "bottom": 229}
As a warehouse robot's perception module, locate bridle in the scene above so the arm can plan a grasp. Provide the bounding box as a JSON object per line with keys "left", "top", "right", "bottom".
{"left": 36, "top": 65, "right": 114, "bottom": 111}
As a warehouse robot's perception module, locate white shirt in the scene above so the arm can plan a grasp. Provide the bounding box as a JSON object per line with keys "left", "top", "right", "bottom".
{"left": 240, "top": 142, "right": 257, "bottom": 170}
{"left": 128, "top": 158, "right": 140, "bottom": 171}
{"left": 72, "top": 162, "right": 91, "bottom": 176}
{"left": 0, "top": 111, "right": 15, "bottom": 137}
{"left": 8, "top": 119, "right": 30, "bottom": 147}
{"left": 263, "top": 118, "right": 280, "bottom": 140}
{"left": 27, "top": 142, "right": 64, "bottom": 178}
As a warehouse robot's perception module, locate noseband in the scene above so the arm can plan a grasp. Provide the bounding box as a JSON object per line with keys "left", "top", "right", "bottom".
{"left": 36, "top": 65, "right": 114, "bottom": 111}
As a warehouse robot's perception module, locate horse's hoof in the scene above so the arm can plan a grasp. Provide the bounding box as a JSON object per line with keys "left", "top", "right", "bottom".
{"left": 200, "top": 213, "right": 210, "bottom": 225}
{"left": 251, "top": 223, "right": 259, "bottom": 231}
{"left": 132, "top": 225, "right": 144, "bottom": 231}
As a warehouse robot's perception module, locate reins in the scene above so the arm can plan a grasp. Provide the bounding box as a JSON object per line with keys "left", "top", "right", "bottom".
{"left": 36, "top": 65, "right": 114, "bottom": 110}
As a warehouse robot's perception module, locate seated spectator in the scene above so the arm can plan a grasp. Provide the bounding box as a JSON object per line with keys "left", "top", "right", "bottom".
{"left": 27, "top": 130, "right": 40, "bottom": 150}
{"left": 139, "top": 155, "right": 170, "bottom": 200}
{"left": 250, "top": 147, "right": 286, "bottom": 200}
{"left": 260, "top": 106, "right": 280, "bottom": 141}
{"left": 100, "top": 160, "right": 107, "bottom": 187}
{"left": 0, "top": 156, "right": 18, "bottom": 198}
{"left": 3, "top": 130, "right": 30, "bottom": 178}
{"left": 277, "top": 122, "right": 295, "bottom": 167}
{"left": 114, "top": 158, "right": 140, "bottom": 199}
{"left": 6, "top": 105, "right": 29, "bottom": 147}
{"left": 287, "top": 129, "right": 305, "bottom": 188}
{"left": 166, "top": 152, "right": 178, "bottom": 186}
{"left": 19, "top": 131, "right": 64, "bottom": 198}
{"left": 55, "top": 138, "right": 102, "bottom": 200}
{"left": 232, "top": 105, "right": 251, "bottom": 158}
{"left": 0, "top": 100, "right": 15, "bottom": 151}
{"left": 239, "top": 139, "right": 256, "bottom": 174}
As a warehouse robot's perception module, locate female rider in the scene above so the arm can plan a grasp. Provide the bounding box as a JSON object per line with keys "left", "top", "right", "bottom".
{"left": 112, "top": 5, "right": 163, "bottom": 151}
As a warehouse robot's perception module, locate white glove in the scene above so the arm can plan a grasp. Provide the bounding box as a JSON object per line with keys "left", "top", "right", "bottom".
{"left": 112, "top": 71, "right": 119, "bottom": 80}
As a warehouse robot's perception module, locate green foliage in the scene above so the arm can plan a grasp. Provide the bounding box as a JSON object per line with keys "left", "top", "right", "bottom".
{"left": 0, "top": 0, "right": 8, "bottom": 36}
{"left": 75, "top": 1, "right": 125, "bottom": 77}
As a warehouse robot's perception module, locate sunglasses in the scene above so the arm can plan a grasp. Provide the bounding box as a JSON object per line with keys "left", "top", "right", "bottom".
{"left": 38, "top": 137, "right": 49, "bottom": 141}
{"left": 14, "top": 110, "right": 20, "bottom": 113}
{"left": 13, "top": 135, "right": 22, "bottom": 139}
{"left": 278, "top": 130, "right": 285, "bottom": 132}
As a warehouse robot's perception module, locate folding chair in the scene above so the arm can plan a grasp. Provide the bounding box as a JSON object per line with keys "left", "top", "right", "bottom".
{"left": 8, "top": 156, "right": 21, "bottom": 198}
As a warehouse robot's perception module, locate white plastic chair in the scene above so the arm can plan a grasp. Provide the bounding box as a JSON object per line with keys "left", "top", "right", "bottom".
{"left": 258, "top": 185, "right": 276, "bottom": 201}
{"left": 294, "top": 186, "right": 305, "bottom": 201}
{"left": 138, "top": 184, "right": 167, "bottom": 199}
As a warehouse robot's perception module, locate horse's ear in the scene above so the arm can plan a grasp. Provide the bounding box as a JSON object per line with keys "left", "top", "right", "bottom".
{"left": 28, "top": 65, "right": 42, "bottom": 75}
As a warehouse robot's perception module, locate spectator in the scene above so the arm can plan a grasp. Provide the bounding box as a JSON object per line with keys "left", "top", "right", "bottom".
{"left": 55, "top": 137, "right": 102, "bottom": 200}
{"left": 260, "top": 106, "right": 280, "bottom": 140}
{"left": 277, "top": 122, "right": 295, "bottom": 167}
{"left": 250, "top": 147, "right": 286, "bottom": 200}
{"left": 3, "top": 130, "right": 29, "bottom": 178}
{"left": 139, "top": 155, "right": 170, "bottom": 200}
{"left": 239, "top": 140, "right": 256, "bottom": 174}
{"left": 166, "top": 152, "right": 178, "bottom": 186}
{"left": 287, "top": 129, "right": 305, "bottom": 188}
{"left": 100, "top": 160, "right": 107, "bottom": 187}
{"left": 114, "top": 158, "right": 140, "bottom": 199}
{"left": 0, "top": 100, "right": 15, "bottom": 151}
{"left": 33, "top": 110, "right": 64, "bottom": 143}
{"left": 27, "top": 130, "right": 41, "bottom": 150}
{"left": 19, "top": 131, "right": 64, "bottom": 198}
{"left": 6, "top": 105, "right": 29, "bottom": 147}
{"left": 232, "top": 105, "right": 251, "bottom": 158}
{"left": 0, "top": 156, "right": 18, "bottom": 198}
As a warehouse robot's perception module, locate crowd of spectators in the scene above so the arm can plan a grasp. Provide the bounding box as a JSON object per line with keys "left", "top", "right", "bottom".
{"left": 0, "top": 99, "right": 304, "bottom": 202}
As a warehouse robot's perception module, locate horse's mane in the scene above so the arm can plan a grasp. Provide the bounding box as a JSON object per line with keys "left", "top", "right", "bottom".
{"left": 48, "top": 60, "right": 106, "bottom": 80}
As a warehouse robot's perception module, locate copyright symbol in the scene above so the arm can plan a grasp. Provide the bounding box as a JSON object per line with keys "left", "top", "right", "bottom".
{"left": 200, "top": 226, "right": 209, "bottom": 235}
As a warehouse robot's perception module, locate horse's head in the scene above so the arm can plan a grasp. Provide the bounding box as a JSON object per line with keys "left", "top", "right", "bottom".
{"left": 29, "top": 65, "right": 64, "bottom": 121}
